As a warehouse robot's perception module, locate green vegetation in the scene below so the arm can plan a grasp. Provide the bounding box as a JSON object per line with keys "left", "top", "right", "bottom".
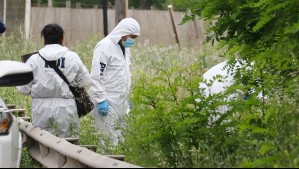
{"left": 114, "top": 0, "right": 299, "bottom": 167}
{"left": 118, "top": 43, "right": 226, "bottom": 168}
{"left": 176, "top": 0, "right": 299, "bottom": 167}
{"left": 1, "top": 0, "right": 299, "bottom": 166}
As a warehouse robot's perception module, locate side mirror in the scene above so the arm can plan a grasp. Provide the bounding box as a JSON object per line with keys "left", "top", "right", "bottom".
{"left": 0, "top": 61, "right": 33, "bottom": 87}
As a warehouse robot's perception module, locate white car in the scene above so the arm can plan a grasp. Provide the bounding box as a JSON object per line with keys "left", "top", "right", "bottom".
{"left": 0, "top": 60, "right": 33, "bottom": 168}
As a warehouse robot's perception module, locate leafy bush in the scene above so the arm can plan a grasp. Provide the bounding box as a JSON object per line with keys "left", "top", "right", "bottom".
{"left": 117, "top": 44, "right": 239, "bottom": 168}
{"left": 166, "top": 0, "right": 299, "bottom": 167}
{"left": 1, "top": 11, "right": 298, "bottom": 167}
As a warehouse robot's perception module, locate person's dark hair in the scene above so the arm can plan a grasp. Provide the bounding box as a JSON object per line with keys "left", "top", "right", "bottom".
{"left": 41, "top": 23, "right": 64, "bottom": 45}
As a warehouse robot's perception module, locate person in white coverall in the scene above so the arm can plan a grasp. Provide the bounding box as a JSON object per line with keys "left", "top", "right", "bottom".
{"left": 17, "top": 23, "right": 92, "bottom": 138}
{"left": 89, "top": 18, "right": 140, "bottom": 147}
{"left": 199, "top": 60, "right": 252, "bottom": 124}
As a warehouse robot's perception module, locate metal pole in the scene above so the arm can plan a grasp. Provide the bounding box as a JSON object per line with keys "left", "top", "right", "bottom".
{"left": 102, "top": 0, "right": 108, "bottom": 37}
{"left": 3, "top": 0, "right": 6, "bottom": 37}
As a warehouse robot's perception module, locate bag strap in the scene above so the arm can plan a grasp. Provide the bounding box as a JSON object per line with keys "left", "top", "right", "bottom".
{"left": 39, "top": 53, "right": 76, "bottom": 95}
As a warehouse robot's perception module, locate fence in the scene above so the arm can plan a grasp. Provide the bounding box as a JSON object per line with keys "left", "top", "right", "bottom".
{"left": 0, "top": 0, "right": 206, "bottom": 46}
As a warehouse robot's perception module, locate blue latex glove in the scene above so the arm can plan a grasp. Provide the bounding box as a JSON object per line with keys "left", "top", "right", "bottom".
{"left": 98, "top": 100, "right": 109, "bottom": 116}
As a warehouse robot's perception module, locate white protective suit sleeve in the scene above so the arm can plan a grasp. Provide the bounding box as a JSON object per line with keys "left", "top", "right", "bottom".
{"left": 74, "top": 55, "right": 93, "bottom": 88}
{"left": 17, "top": 81, "right": 32, "bottom": 96}
{"left": 90, "top": 49, "right": 109, "bottom": 103}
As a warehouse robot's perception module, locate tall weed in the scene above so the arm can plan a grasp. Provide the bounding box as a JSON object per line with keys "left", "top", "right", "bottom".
{"left": 1, "top": 29, "right": 297, "bottom": 168}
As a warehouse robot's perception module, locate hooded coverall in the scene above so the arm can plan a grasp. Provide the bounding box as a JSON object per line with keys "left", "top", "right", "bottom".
{"left": 17, "top": 44, "right": 92, "bottom": 138}
{"left": 199, "top": 60, "right": 245, "bottom": 124}
{"left": 89, "top": 18, "right": 140, "bottom": 146}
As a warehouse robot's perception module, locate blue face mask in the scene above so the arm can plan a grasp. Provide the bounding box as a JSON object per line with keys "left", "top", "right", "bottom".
{"left": 122, "top": 38, "right": 135, "bottom": 48}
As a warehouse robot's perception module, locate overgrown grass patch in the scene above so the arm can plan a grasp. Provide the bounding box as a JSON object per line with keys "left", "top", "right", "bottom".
{"left": 1, "top": 29, "right": 298, "bottom": 168}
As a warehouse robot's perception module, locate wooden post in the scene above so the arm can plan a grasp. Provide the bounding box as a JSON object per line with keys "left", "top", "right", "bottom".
{"left": 66, "top": 0, "right": 71, "bottom": 8}
{"left": 93, "top": 4, "right": 98, "bottom": 9}
{"left": 37, "top": 0, "right": 41, "bottom": 7}
{"left": 76, "top": 2, "right": 81, "bottom": 8}
{"left": 25, "top": 0, "right": 31, "bottom": 40}
{"left": 115, "top": 0, "right": 128, "bottom": 25}
{"left": 48, "top": 0, "right": 53, "bottom": 7}
{"left": 168, "top": 5, "right": 180, "bottom": 45}
{"left": 126, "top": 0, "right": 128, "bottom": 16}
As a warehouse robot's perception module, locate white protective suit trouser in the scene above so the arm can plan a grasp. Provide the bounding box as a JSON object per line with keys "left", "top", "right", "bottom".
{"left": 31, "top": 98, "right": 80, "bottom": 138}
{"left": 91, "top": 97, "right": 129, "bottom": 146}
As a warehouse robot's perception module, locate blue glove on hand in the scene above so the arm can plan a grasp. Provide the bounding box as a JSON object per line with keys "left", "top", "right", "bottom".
{"left": 98, "top": 100, "right": 109, "bottom": 116}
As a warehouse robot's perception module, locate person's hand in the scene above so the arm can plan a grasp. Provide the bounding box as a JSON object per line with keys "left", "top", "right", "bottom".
{"left": 98, "top": 100, "right": 109, "bottom": 116}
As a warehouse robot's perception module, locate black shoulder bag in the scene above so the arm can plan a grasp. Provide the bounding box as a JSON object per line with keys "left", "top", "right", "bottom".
{"left": 21, "top": 51, "right": 38, "bottom": 63}
{"left": 39, "top": 54, "right": 94, "bottom": 118}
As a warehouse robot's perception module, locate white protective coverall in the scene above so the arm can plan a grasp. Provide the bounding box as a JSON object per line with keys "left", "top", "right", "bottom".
{"left": 199, "top": 60, "right": 245, "bottom": 123}
{"left": 89, "top": 18, "right": 140, "bottom": 145}
{"left": 200, "top": 61, "right": 237, "bottom": 96}
{"left": 17, "top": 44, "right": 92, "bottom": 138}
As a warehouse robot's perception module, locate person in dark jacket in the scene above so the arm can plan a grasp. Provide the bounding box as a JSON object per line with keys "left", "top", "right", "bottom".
{"left": 0, "top": 19, "right": 6, "bottom": 33}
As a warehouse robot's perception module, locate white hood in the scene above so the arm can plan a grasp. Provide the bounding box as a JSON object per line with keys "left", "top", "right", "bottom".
{"left": 107, "top": 18, "right": 141, "bottom": 44}
{"left": 38, "top": 44, "right": 68, "bottom": 61}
